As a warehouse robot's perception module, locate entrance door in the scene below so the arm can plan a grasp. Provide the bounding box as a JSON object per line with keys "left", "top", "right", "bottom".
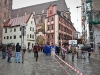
{"left": 28, "top": 42, "right": 30, "bottom": 50}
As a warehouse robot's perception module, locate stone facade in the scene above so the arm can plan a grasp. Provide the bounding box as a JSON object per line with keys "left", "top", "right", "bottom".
{"left": 0, "top": 0, "right": 12, "bottom": 42}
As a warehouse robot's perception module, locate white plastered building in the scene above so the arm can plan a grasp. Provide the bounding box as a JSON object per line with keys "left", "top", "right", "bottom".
{"left": 2, "top": 13, "right": 36, "bottom": 48}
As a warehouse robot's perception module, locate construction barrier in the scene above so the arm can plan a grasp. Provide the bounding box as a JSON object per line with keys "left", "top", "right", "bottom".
{"left": 55, "top": 54, "right": 84, "bottom": 75}
{"left": 55, "top": 58, "right": 71, "bottom": 75}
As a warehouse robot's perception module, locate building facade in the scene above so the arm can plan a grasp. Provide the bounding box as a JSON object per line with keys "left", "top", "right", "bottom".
{"left": 2, "top": 13, "right": 36, "bottom": 48}
{"left": 3, "top": 0, "right": 76, "bottom": 46}
{"left": 0, "top": 0, "right": 12, "bottom": 42}
{"left": 81, "top": 0, "right": 100, "bottom": 52}
{"left": 45, "top": 5, "right": 76, "bottom": 45}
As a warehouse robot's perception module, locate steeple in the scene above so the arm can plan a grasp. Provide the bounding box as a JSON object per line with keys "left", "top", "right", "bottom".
{"left": 0, "top": 0, "right": 13, "bottom": 42}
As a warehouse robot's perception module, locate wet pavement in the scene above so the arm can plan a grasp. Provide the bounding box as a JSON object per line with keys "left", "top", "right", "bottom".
{"left": 0, "top": 51, "right": 100, "bottom": 75}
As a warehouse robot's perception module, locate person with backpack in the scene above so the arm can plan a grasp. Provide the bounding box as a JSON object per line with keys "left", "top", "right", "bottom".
{"left": 7, "top": 45, "right": 12, "bottom": 63}
{"left": 33, "top": 43, "right": 38, "bottom": 61}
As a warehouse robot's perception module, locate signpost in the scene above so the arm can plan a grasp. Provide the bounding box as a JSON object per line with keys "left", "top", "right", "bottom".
{"left": 20, "top": 23, "right": 26, "bottom": 63}
{"left": 69, "top": 40, "right": 77, "bottom": 45}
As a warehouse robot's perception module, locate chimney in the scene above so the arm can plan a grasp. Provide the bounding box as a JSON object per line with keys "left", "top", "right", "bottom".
{"left": 25, "top": 13, "right": 27, "bottom": 16}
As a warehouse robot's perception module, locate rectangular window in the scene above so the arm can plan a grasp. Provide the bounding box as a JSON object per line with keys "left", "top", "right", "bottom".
{"left": 48, "top": 35, "right": 50, "bottom": 39}
{"left": 7, "top": 36, "right": 9, "bottom": 39}
{"left": 32, "top": 35, "right": 34, "bottom": 39}
{"left": 14, "top": 28, "right": 16, "bottom": 32}
{"left": 5, "top": 28, "right": 7, "bottom": 33}
{"left": 30, "top": 34, "right": 31, "bottom": 38}
{"left": 50, "top": 9, "right": 52, "bottom": 14}
{"left": 33, "top": 28, "right": 34, "bottom": 31}
{"left": 52, "top": 25, "right": 54, "bottom": 30}
{"left": 52, "top": 34, "right": 54, "bottom": 38}
{"left": 19, "top": 35, "right": 22, "bottom": 38}
{"left": 20, "top": 27, "right": 21, "bottom": 31}
{"left": 30, "top": 27, "right": 31, "bottom": 31}
{"left": 14, "top": 35, "right": 16, "bottom": 39}
{"left": 10, "top": 36, "right": 12, "bottom": 39}
{"left": 51, "top": 16, "right": 54, "bottom": 21}
{"left": 48, "top": 17, "right": 50, "bottom": 22}
{"left": 4, "top": 37, "right": 5, "bottom": 39}
{"left": 27, "top": 34, "right": 29, "bottom": 38}
{"left": 10, "top": 29, "right": 12, "bottom": 32}
{"left": 48, "top": 26, "right": 50, "bottom": 30}
{"left": 31, "top": 21, "right": 33, "bottom": 24}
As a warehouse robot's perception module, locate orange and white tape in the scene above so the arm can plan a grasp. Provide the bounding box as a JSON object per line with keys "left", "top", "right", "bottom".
{"left": 55, "top": 54, "right": 84, "bottom": 75}
{"left": 55, "top": 58, "right": 71, "bottom": 75}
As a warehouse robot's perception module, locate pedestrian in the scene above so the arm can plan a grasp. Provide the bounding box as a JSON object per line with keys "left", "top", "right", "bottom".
{"left": 81, "top": 45, "right": 87, "bottom": 59}
{"left": 66, "top": 45, "right": 69, "bottom": 54}
{"left": 33, "top": 43, "right": 38, "bottom": 61}
{"left": 51, "top": 44, "right": 56, "bottom": 59}
{"left": 87, "top": 45, "right": 91, "bottom": 58}
{"left": 55, "top": 45, "right": 60, "bottom": 55}
{"left": 1, "top": 44, "right": 6, "bottom": 59}
{"left": 76, "top": 46, "right": 79, "bottom": 58}
{"left": 7, "top": 45, "right": 12, "bottom": 63}
{"left": 44, "top": 43, "right": 51, "bottom": 55}
{"left": 40, "top": 44, "right": 43, "bottom": 52}
{"left": 70, "top": 44, "right": 76, "bottom": 62}
{"left": 15, "top": 43, "right": 21, "bottom": 63}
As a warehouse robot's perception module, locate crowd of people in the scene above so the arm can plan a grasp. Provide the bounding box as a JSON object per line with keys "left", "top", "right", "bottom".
{"left": 0, "top": 42, "right": 92, "bottom": 63}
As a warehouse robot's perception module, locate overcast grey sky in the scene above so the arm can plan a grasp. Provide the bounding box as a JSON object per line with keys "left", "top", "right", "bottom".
{"left": 12, "top": 0, "right": 81, "bottom": 32}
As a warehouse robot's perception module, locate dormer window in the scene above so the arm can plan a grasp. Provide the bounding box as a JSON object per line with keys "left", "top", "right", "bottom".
{"left": 5, "top": 28, "right": 7, "bottom": 33}
{"left": 42, "top": 10, "right": 44, "bottom": 14}
{"left": 50, "top": 9, "right": 52, "bottom": 14}
{"left": 14, "top": 28, "right": 16, "bottom": 32}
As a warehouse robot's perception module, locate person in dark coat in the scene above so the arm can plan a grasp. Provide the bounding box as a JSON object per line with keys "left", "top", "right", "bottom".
{"left": 55, "top": 46, "right": 60, "bottom": 55}
{"left": 87, "top": 45, "right": 91, "bottom": 58}
{"left": 15, "top": 43, "right": 21, "bottom": 63}
{"left": 2, "top": 44, "right": 6, "bottom": 59}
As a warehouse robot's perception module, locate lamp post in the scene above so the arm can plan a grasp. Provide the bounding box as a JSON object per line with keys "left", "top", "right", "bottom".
{"left": 76, "top": 5, "right": 86, "bottom": 44}
{"left": 21, "top": 23, "right": 26, "bottom": 63}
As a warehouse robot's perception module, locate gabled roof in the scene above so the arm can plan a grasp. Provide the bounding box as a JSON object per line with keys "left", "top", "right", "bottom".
{"left": 4, "top": 14, "right": 32, "bottom": 27}
{"left": 11, "top": 0, "right": 68, "bottom": 18}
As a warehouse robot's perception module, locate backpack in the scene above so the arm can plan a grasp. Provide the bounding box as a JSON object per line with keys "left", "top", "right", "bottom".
{"left": 34, "top": 45, "right": 38, "bottom": 52}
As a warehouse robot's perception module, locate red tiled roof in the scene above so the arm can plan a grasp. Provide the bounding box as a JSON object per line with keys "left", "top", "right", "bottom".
{"left": 4, "top": 14, "right": 31, "bottom": 27}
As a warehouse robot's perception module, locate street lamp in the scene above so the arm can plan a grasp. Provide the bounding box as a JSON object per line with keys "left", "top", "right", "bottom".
{"left": 20, "top": 23, "right": 26, "bottom": 63}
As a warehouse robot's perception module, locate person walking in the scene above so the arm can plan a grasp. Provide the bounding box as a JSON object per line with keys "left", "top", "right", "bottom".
{"left": 81, "top": 45, "right": 87, "bottom": 59}
{"left": 55, "top": 45, "right": 60, "bottom": 56}
{"left": 15, "top": 43, "right": 21, "bottom": 63}
{"left": 44, "top": 43, "right": 51, "bottom": 55}
{"left": 87, "top": 45, "right": 92, "bottom": 58}
{"left": 1, "top": 44, "right": 6, "bottom": 59}
{"left": 33, "top": 43, "right": 38, "bottom": 62}
{"left": 70, "top": 44, "right": 76, "bottom": 62}
{"left": 7, "top": 45, "right": 12, "bottom": 63}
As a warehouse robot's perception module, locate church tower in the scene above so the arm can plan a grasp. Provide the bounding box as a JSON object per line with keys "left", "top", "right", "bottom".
{"left": 0, "top": 0, "right": 13, "bottom": 42}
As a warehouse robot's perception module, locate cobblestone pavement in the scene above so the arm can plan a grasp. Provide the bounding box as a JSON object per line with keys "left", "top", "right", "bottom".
{"left": 0, "top": 51, "right": 100, "bottom": 75}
